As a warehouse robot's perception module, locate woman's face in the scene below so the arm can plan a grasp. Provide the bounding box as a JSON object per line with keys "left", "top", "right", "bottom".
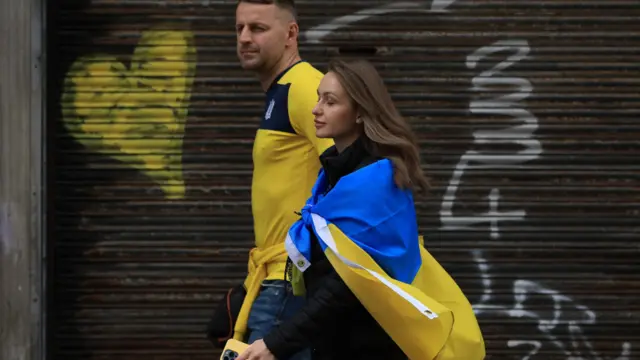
{"left": 312, "top": 72, "right": 361, "bottom": 149}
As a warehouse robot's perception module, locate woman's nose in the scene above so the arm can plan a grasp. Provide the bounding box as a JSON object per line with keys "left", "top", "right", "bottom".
{"left": 312, "top": 102, "right": 321, "bottom": 115}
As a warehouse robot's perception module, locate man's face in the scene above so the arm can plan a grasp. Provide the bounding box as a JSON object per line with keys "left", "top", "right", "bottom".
{"left": 235, "top": 2, "right": 292, "bottom": 72}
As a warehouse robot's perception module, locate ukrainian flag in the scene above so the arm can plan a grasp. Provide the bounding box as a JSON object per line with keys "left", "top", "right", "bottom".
{"left": 286, "top": 159, "right": 485, "bottom": 360}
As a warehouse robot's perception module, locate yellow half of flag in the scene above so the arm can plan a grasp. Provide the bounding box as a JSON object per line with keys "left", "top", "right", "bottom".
{"left": 312, "top": 214, "right": 485, "bottom": 360}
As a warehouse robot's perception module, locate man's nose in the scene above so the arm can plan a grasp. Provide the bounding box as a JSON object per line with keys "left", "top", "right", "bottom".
{"left": 238, "top": 27, "right": 251, "bottom": 43}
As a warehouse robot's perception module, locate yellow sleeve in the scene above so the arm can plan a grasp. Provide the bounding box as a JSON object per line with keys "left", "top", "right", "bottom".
{"left": 288, "top": 75, "right": 334, "bottom": 155}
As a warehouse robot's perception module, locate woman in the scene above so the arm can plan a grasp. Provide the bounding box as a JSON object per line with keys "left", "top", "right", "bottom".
{"left": 237, "top": 59, "right": 482, "bottom": 360}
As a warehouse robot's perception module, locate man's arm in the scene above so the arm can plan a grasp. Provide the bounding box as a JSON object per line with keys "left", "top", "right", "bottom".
{"left": 288, "top": 75, "right": 334, "bottom": 155}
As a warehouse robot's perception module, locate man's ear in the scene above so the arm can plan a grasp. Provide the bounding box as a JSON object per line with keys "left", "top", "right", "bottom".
{"left": 286, "top": 22, "right": 299, "bottom": 46}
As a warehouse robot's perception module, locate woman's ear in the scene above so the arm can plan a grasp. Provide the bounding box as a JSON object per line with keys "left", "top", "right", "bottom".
{"left": 355, "top": 115, "right": 363, "bottom": 124}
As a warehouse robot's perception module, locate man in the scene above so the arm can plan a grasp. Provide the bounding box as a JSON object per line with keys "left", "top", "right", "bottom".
{"left": 232, "top": 0, "right": 333, "bottom": 358}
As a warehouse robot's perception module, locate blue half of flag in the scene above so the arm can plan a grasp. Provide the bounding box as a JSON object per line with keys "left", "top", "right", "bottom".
{"left": 287, "top": 158, "right": 421, "bottom": 283}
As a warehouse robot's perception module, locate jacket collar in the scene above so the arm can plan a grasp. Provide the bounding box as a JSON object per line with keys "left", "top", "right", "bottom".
{"left": 320, "top": 136, "right": 371, "bottom": 189}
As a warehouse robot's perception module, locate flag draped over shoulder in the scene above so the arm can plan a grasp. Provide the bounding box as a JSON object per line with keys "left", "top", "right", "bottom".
{"left": 285, "top": 159, "right": 485, "bottom": 360}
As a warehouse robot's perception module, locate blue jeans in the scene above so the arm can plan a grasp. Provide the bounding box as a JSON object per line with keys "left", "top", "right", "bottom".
{"left": 247, "top": 280, "right": 311, "bottom": 360}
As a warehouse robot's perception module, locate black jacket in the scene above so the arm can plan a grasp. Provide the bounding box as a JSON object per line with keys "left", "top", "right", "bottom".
{"left": 263, "top": 138, "right": 407, "bottom": 360}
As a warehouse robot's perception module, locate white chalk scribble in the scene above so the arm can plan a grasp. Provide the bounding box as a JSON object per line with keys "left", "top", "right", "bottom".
{"left": 472, "top": 250, "right": 632, "bottom": 360}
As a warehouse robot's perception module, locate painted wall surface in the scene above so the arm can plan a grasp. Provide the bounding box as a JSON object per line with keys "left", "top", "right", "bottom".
{"left": 48, "top": 1, "right": 640, "bottom": 359}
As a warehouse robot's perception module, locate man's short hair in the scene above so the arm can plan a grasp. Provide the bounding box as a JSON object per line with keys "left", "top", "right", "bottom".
{"left": 237, "top": 0, "right": 297, "bottom": 21}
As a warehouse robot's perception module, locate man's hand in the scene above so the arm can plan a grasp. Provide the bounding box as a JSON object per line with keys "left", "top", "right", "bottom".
{"left": 237, "top": 339, "right": 276, "bottom": 360}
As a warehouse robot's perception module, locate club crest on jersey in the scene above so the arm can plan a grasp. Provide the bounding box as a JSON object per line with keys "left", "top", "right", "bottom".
{"left": 265, "top": 99, "right": 275, "bottom": 120}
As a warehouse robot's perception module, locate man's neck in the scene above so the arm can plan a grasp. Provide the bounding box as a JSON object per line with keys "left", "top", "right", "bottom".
{"left": 259, "top": 52, "right": 302, "bottom": 92}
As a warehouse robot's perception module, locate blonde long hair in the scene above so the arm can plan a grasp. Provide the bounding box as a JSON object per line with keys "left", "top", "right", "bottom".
{"left": 328, "top": 58, "right": 430, "bottom": 194}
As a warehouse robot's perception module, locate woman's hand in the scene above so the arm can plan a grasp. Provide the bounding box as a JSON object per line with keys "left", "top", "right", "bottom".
{"left": 236, "top": 339, "right": 276, "bottom": 360}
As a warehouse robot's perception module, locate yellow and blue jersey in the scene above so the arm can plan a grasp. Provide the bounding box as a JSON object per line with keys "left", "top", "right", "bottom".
{"left": 251, "top": 60, "right": 334, "bottom": 280}
{"left": 233, "top": 60, "right": 334, "bottom": 341}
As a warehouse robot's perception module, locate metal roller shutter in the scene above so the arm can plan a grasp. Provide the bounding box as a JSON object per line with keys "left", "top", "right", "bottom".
{"left": 49, "top": 0, "right": 639, "bottom": 359}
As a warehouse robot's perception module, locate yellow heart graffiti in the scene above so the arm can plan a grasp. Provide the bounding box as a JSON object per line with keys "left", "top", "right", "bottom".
{"left": 61, "top": 28, "right": 196, "bottom": 199}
